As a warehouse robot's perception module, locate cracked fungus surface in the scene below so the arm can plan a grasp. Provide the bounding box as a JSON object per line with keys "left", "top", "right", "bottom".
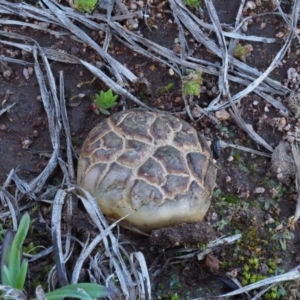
{"left": 77, "top": 109, "right": 217, "bottom": 232}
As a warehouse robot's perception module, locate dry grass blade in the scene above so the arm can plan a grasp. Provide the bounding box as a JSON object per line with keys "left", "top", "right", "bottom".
{"left": 76, "top": 188, "right": 149, "bottom": 298}
{"left": 0, "top": 285, "right": 27, "bottom": 299}
{"left": 290, "top": 143, "right": 300, "bottom": 223}
{"left": 218, "top": 269, "right": 300, "bottom": 298}
{"left": 229, "top": 99, "right": 273, "bottom": 152}
{"left": 129, "top": 252, "right": 151, "bottom": 300}
{"left": 0, "top": 186, "right": 18, "bottom": 230}
{"left": 197, "top": 234, "right": 241, "bottom": 260}
{"left": 0, "top": 36, "right": 81, "bottom": 64}
{"left": 0, "top": 55, "right": 33, "bottom": 65}
{"left": 42, "top": 0, "right": 136, "bottom": 84}
{"left": 220, "top": 140, "right": 272, "bottom": 158}
{"left": 0, "top": 19, "right": 68, "bottom": 36}
{"left": 0, "top": 103, "right": 16, "bottom": 116}
{"left": 206, "top": 0, "right": 254, "bottom": 154}
{"left": 51, "top": 189, "right": 69, "bottom": 286}
{"left": 80, "top": 59, "right": 155, "bottom": 110}
{"left": 59, "top": 71, "right": 76, "bottom": 183}
{"left": 29, "top": 246, "right": 53, "bottom": 262}
{"left": 29, "top": 48, "right": 60, "bottom": 193}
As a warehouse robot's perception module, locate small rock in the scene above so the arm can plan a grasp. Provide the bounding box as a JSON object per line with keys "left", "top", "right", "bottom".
{"left": 265, "top": 217, "right": 275, "bottom": 225}
{"left": 227, "top": 156, "right": 234, "bottom": 162}
{"left": 22, "top": 139, "right": 33, "bottom": 149}
{"left": 254, "top": 187, "right": 265, "bottom": 194}
{"left": 174, "top": 96, "right": 181, "bottom": 103}
{"left": 277, "top": 117, "right": 286, "bottom": 131}
{"left": 204, "top": 253, "right": 220, "bottom": 274}
{"left": 260, "top": 22, "right": 266, "bottom": 29}
{"left": 230, "top": 269, "right": 238, "bottom": 278}
{"left": 168, "top": 68, "right": 174, "bottom": 76}
{"left": 287, "top": 135, "right": 295, "bottom": 143}
{"left": 28, "top": 67, "right": 34, "bottom": 76}
{"left": 284, "top": 124, "right": 291, "bottom": 131}
{"left": 277, "top": 258, "right": 282, "bottom": 264}
{"left": 245, "top": 1, "right": 256, "bottom": 10}
{"left": 287, "top": 68, "right": 297, "bottom": 80}
{"left": 23, "top": 68, "right": 29, "bottom": 80}
{"left": 215, "top": 109, "right": 230, "bottom": 121}
{"left": 276, "top": 32, "right": 284, "bottom": 38}
{"left": 226, "top": 176, "right": 231, "bottom": 183}
{"left": 211, "top": 212, "right": 218, "bottom": 221}
{"left": 32, "top": 130, "right": 39, "bottom": 137}
{"left": 277, "top": 173, "right": 284, "bottom": 180}
{"left": 253, "top": 100, "right": 259, "bottom": 106}
{"left": 260, "top": 263, "right": 269, "bottom": 275}
{"left": 3, "top": 70, "right": 12, "bottom": 79}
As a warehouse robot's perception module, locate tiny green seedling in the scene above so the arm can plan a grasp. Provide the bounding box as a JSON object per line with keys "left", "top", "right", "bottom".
{"left": 182, "top": 70, "right": 202, "bottom": 96}
{"left": 1, "top": 212, "right": 30, "bottom": 290}
{"left": 73, "top": 0, "right": 98, "bottom": 13}
{"left": 94, "top": 89, "right": 118, "bottom": 115}
{"left": 271, "top": 227, "right": 295, "bottom": 250}
{"left": 184, "top": 0, "right": 200, "bottom": 9}
{"left": 233, "top": 43, "right": 253, "bottom": 62}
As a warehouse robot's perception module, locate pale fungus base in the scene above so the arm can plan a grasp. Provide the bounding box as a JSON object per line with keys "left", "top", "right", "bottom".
{"left": 77, "top": 109, "right": 217, "bottom": 233}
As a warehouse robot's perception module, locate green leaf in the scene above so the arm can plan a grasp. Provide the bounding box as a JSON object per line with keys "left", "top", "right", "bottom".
{"left": 73, "top": 0, "right": 98, "bottom": 13}
{"left": 8, "top": 213, "right": 30, "bottom": 288}
{"left": 182, "top": 70, "right": 202, "bottom": 96}
{"left": 16, "top": 259, "right": 28, "bottom": 290}
{"left": 94, "top": 89, "right": 118, "bottom": 115}
{"left": 32, "top": 283, "right": 111, "bottom": 300}
{"left": 2, "top": 265, "right": 13, "bottom": 286}
{"left": 184, "top": 0, "right": 199, "bottom": 9}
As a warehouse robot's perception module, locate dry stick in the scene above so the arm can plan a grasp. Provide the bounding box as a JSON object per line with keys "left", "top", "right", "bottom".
{"left": 220, "top": 140, "right": 272, "bottom": 158}
{"left": 218, "top": 269, "right": 300, "bottom": 298}
{"left": 204, "top": 0, "right": 229, "bottom": 98}
{"left": 79, "top": 59, "right": 155, "bottom": 110}
{"left": 175, "top": 0, "right": 288, "bottom": 94}
{"left": 0, "top": 103, "right": 16, "bottom": 116}
{"left": 0, "top": 38, "right": 81, "bottom": 64}
{"left": 274, "top": 0, "right": 300, "bottom": 43}
{"left": 42, "top": 0, "right": 136, "bottom": 84}
{"left": 115, "top": 0, "right": 138, "bottom": 29}
{"left": 229, "top": 104, "right": 273, "bottom": 152}
{"left": 30, "top": 48, "right": 61, "bottom": 193}
{"left": 290, "top": 143, "right": 300, "bottom": 223}
{"left": 0, "top": 30, "right": 154, "bottom": 112}
{"left": 205, "top": 0, "right": 273, "bottom": 154}
{"left": 76, "top": 189, "right": 138, "bottom": 299}
{"left": 227, "top": 0, "right": 245, "bottom": 54}
{"left": 59, "top": 71, "right": 76, "bottom": 183}
{"left": 51, "top": 189, "right": 69, "bottom": 286}
{"left": 171, "top": 0, "right": 291, "bottom": 112}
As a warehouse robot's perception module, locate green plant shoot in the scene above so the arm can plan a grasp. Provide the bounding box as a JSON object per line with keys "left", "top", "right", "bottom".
{"left": 32, "top": 283, "right": 111, "bottom": 300}
{"left": 184, "top": 0, "right": 199, "bottom": 9}
{"left": 233, "top": 43, "right": 252, "bottom": 62}
{"left": 0, "top": 213, "right": 111, "bottom": 300}
{"left": 182, "top": 70, "right": 202, "bottom": 96}
{"left": 73, "top": 0, "right": 98, "bottom": 13}
{"left": 1, "top": 212, "right": 30, "bottom": 290}
{"left": 94, "top": 89, "right": 118, "bottom": 115}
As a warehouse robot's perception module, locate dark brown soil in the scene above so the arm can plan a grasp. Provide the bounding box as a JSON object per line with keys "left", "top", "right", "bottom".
{"left": 1, "top": 0, "right": 300, "bottom": 299}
